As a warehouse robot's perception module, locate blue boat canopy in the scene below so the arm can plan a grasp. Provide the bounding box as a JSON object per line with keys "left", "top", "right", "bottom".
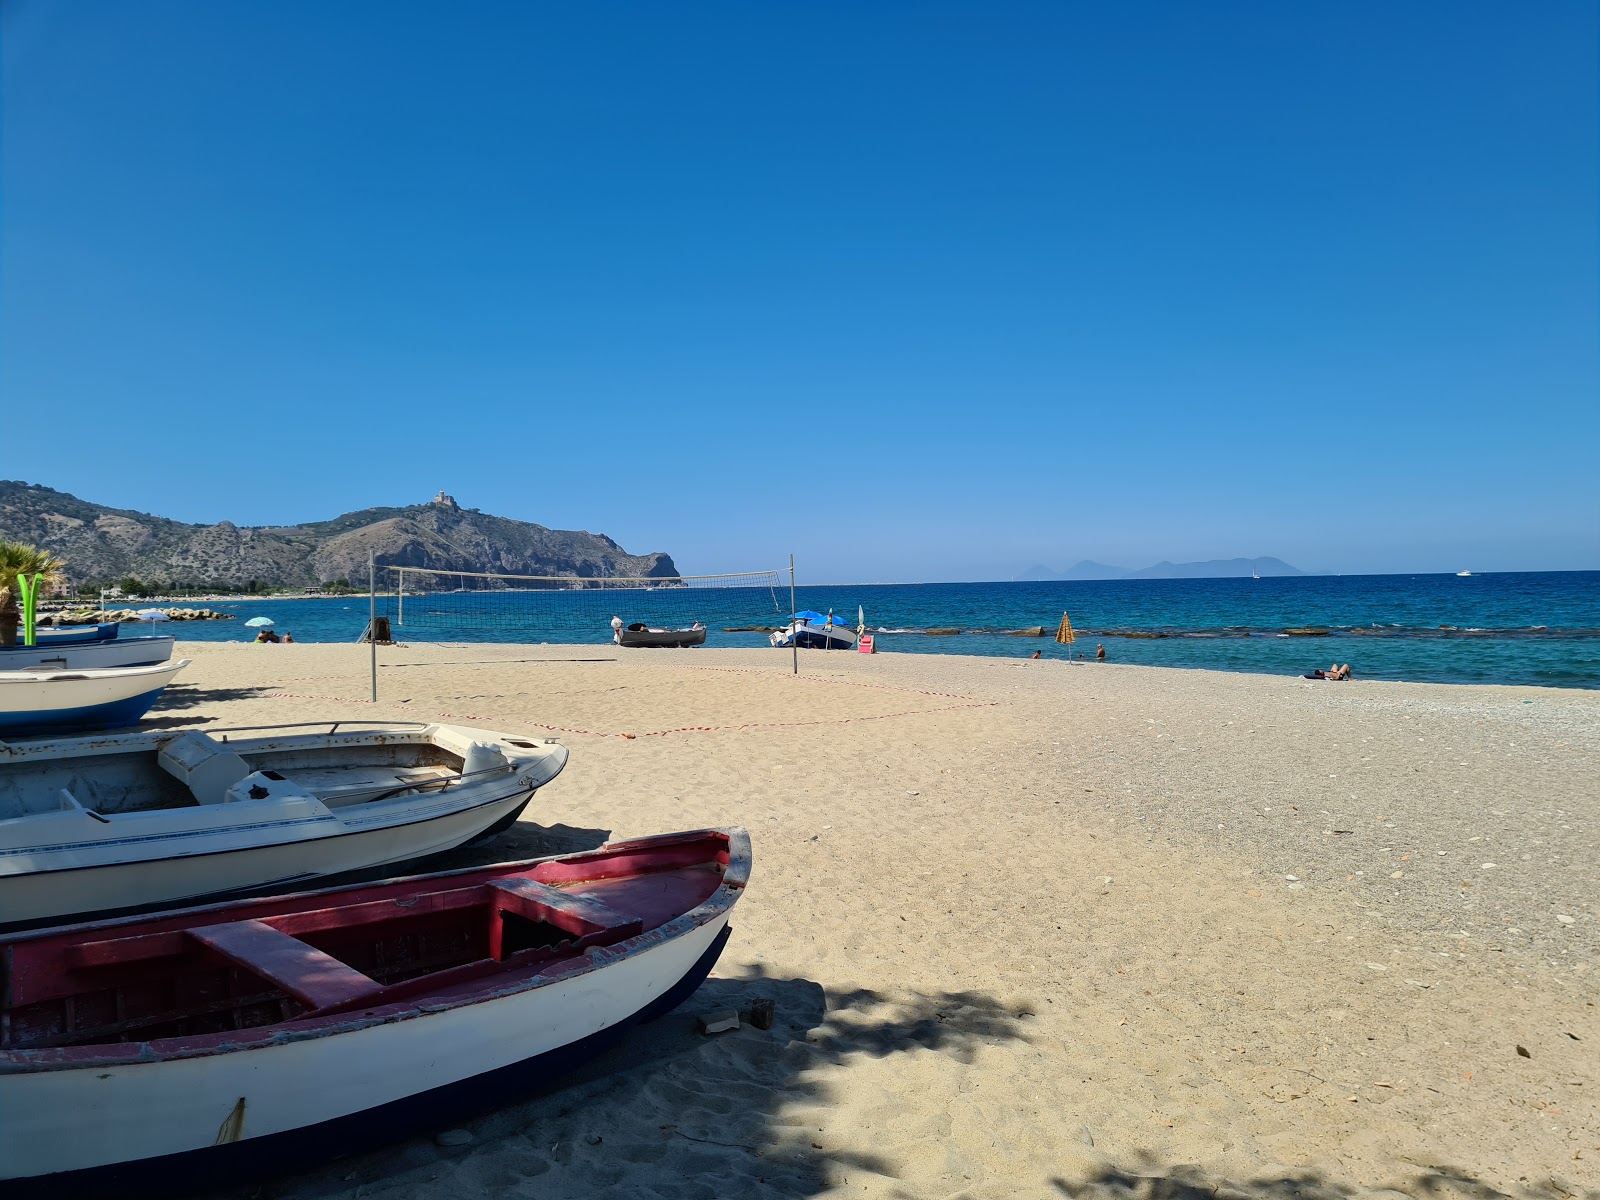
{"left": 792, "top": 611, "right": 849, "bottom": 625}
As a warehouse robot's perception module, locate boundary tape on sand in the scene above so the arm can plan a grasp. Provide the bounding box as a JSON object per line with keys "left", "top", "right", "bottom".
{"left": 245, "top": 690, "right": 995, "bottom": 740}
{"left": 680, "top": 664, "right": 985, "bottom": 703}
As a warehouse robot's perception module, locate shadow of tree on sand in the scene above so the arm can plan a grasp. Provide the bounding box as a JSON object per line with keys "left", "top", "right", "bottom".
{"left": 221, "top": 968, "right": 1033, "bottom": 1200}
{"left": 1051, "top": 1152, "right": 1595, "bottom": 1200}
{"left": 146, "top": 684, "right": 277, "bottom": 712}
{"left": 197, "top": 970, "right": 1582, "bottom": 1200}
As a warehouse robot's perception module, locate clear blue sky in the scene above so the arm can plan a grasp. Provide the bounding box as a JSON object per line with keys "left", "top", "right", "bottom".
{"left": 3, "top": 2, "right": 1595, "bottom": 580}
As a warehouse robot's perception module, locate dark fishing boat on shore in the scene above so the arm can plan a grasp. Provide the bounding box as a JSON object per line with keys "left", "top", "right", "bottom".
{"left": 616, "top": 622, "right": 707, "bottom": 648}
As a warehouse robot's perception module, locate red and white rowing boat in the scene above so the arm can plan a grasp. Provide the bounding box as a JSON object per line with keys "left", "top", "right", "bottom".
{"left": 0, "top": 826, "right": 751, "bottom": 1196}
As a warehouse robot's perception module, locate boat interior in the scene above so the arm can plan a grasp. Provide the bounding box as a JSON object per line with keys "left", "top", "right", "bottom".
{"left": 1, "top": 832, "right": 733, "bottom": 1052}
{"left": 0, "top": 728, "right": 546, "bottom": 821}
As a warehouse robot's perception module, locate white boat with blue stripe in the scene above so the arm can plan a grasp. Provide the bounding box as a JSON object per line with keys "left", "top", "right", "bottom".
{"left": 0, "top": 659, "right": 190, "bottom": 737}
{"left": 0, "top": 721, "right": 569, "bottom": 926}
{"left": 1, "top": 624, "right": 176, "bottom": 672}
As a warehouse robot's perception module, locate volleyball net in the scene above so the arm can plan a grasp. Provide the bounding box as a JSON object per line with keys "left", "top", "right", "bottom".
{"left": 378, "top": 566, "right": 789, "bottom": 644}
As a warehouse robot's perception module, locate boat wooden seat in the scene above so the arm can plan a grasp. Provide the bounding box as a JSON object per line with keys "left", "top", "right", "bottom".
{"left": 157, "top": 732, "right": 253, "bottom": 806}
{"left": 186, "top": 919, "right": 386, "bottom": 1012}
{"left": 487, "top": 878, "right": 642, "bottom": 941}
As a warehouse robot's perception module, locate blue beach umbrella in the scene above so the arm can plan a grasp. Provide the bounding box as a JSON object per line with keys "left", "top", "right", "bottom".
{"left": 791, "top": 610, "right": 827, "bottom": 623}
{"left": 244, "top": 616, "right": 274, "bottom": 627}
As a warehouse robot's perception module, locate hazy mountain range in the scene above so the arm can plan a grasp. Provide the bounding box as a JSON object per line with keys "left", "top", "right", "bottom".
{"left": 0, "top": 482, "right": 679, "bottom": 588}
{"left": 1016, "top": 557, "right": 1305, "bottom": 581}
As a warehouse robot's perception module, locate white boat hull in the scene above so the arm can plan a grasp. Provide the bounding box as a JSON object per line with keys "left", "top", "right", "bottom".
{"left": 768, "top": 620, "right": 858, "bottom": 650}
{"left": 0, "top": 660, "right": 189, "bottom": 736}
{"left": 0, "top": 723, "right": 569, "bottom": 925}
{"left": 0, "top": 911, "right": 729, "bottom": 1185}
{"left": 0, "top": 637, "right": 175, "bottom": 672}
{"left": 0, "top": 785, "right": 534, "bottom": 924}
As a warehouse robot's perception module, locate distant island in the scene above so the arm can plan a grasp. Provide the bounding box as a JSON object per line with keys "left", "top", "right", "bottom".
{"left": 0, "top": 482, "right": 679, "bottom": 590}
{"left": 1016, "top": 557, "right": 1305, "bottom": 581}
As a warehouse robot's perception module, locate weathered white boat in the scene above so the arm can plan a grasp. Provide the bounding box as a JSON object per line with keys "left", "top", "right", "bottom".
{"left": 769, "top": 616, "right": 857, "bottom": 650}
{"left": 0, "top": 660, "right": 190, "bottom": 736}
{"left": 0, "top": 827, "right": 749, "bottom": 1196}
{"left": 0, "top": 722, "right": 569, "bottom": 925}
{"left": 0, "top": 633, "right": 176, "bottom": 672}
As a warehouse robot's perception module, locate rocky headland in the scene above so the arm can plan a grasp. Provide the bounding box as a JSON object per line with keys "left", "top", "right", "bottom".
{"left": 0, "top": 483, "right": 680, "bottom": 590}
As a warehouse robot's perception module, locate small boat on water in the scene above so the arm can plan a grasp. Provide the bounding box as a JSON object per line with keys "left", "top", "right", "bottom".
{"left": 1456, "top": 570, "right": 1473, "bottom": 577}
{"left": 616, "top": 621, "right": 707, "bottom": 648}
{"left": 0, "top": 660, "right": 190, "bottom": 736}
{"left": 769, "top": 611, "right": 857, "bottom": 650}
{"left": 0, "top": 722, "right": 569, "bottom": 926}
{"left": 0, "top": 826, "right": 750, "bottom": 1196}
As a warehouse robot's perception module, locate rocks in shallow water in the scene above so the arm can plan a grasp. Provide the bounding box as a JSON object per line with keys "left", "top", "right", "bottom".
{"left": 39, "top": 607, "right": 232, "bottom": 624}
{"left": 114, "top": 608, "right": 234, "bottom": 622}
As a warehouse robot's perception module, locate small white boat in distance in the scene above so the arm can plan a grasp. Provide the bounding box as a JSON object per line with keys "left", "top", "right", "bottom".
{"left": 0, "top": 722, "right": 569, "bottom": 926}
{"left": 0, "top": 659, "right": 189, "bottom": 737}
{"left": 1456, "top": 570, "right": 1472, "bottom": 577}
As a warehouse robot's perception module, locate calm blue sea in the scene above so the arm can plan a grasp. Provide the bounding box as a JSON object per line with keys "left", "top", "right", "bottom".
{"left": 152, "top": 571, "right": 1600, "bottom": 689}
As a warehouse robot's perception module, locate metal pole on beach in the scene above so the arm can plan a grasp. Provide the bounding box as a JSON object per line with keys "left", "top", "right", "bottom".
{"left": 368, "top": 550, "right": 377, "bottom": 703}
{"left": 790, "top": 554, "right": 798, "bottom": 676}
{"left": 397, "top": 568, "right": 404, "bottom": 627}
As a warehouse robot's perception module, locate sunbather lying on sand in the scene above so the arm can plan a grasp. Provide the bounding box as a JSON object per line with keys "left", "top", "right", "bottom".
{"left": 1306, "top": 663, "right": 1353, "bottom": 680}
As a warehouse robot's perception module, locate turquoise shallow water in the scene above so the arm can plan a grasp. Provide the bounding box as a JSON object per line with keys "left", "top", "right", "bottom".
{"left": 149, "top": 571, "right": 1599, "bottom": 689}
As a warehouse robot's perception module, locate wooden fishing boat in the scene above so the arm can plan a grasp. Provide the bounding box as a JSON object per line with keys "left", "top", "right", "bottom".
{"left": 0, "top": 827, "right": 750, "bottom": 1196}
{"left": 616, "top": 621, "right": 707, "bottom": 648}
{"left": 0, "top": 659, "right": 190, "bottom": 736}
{"left": 0, "top": 722, "right": 569, "bottom": 926}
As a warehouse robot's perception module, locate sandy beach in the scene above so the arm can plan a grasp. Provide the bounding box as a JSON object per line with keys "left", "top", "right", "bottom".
{"left": 151, "top": 641, "right": 1599, "bottom": 1200}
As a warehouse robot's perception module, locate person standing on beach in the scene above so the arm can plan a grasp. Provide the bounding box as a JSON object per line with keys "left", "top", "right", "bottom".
{"left": 610, "top": 615, "right": 623, "bottom": 644}
{"left": 1096, "top": 643, "right": 1106, "bottom": 661}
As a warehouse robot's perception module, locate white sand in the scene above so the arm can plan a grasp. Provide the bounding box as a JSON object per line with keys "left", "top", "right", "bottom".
{"left": 165, "top": 641, "right": 1598, "bottom": 1200}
